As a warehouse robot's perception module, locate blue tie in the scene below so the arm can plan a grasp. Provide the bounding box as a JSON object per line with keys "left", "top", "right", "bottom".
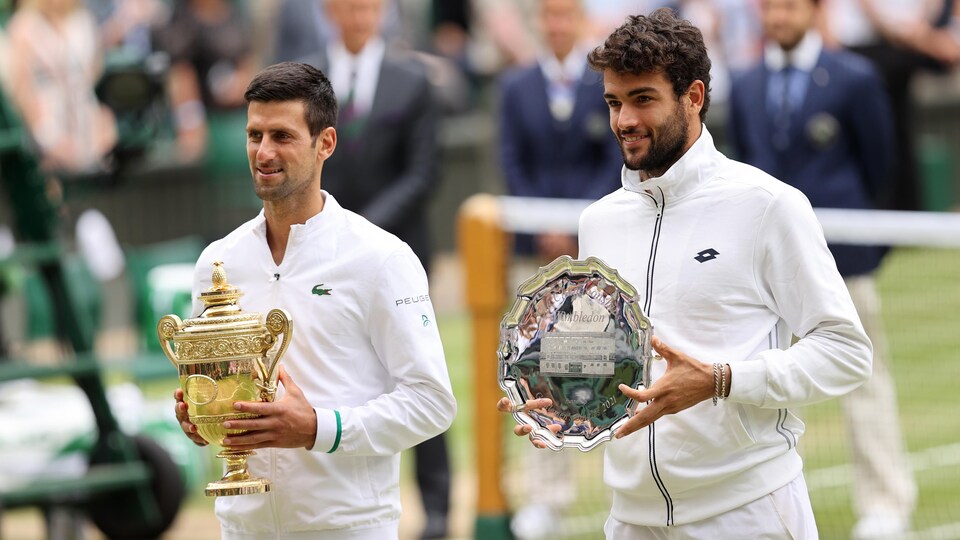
{"left": 774, "top": 66, "right": 797, "bottom": 116}
{"left": 771, "top": 65, "right": 795, "bottom": 150}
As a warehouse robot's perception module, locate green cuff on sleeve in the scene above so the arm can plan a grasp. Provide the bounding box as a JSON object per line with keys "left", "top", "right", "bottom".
{"left": 328, "top": 410, "right": 342, "bottom": 453}
{"left": 312, "top": 408, "right": 342, "bottom": 453}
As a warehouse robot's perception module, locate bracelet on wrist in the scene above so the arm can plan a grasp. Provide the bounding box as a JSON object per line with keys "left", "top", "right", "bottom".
{"left": 712, "top": 363, "right": 720, "bottom": 406}
{"left": 720, "top": 363, "right": 727, "bottom": 401}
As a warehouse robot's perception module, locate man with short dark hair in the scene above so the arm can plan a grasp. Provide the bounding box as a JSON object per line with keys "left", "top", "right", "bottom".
{"left": 174, "top": 61, "right": 456, "bottom": 540}
{"left": 500, "top": 9, "right": 872, "bottom": 538}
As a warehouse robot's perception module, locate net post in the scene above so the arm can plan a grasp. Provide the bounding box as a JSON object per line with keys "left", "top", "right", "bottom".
{"left": 457, "top": 194, "right": 512, "bottom": 539}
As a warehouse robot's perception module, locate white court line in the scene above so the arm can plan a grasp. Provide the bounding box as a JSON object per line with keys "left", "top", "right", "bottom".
{"left": 807, "top": 442, "right": 960, "bottom": 540}
{"left": 806, "top": 442, "right": 960, "bottom": 491}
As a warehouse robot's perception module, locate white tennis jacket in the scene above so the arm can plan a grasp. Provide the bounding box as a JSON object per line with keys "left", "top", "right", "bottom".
{"left": 190, "top": 193, "right": 455, "bottom": 539}
{"left": 579, "top": 127, "right": 872, "bottom": 526}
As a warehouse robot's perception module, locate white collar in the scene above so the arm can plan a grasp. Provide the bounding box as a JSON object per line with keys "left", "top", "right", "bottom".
{"left": 328, "top": 36, "right": 386, "bottom": 71}
{"left": 254, "top": 190, "right": 347, "bottom": 242}
{"left": 621, "top": 125, "right": 722, "bottom": 202}
{"left": 539, "top": 45, "right": 589, "bottom": 84}
{"left": 764, "top": 30, "right": 823, "bottom": 72}
{"left": 327, "top": 37, "right": 385, "bottom": 113}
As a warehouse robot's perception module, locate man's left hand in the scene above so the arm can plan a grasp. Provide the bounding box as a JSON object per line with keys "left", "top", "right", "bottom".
{"left": 222, "top": 366, "right": 319, "bottom": 450}
{"left": 614, "top": 336, "right": 715, "bottom": 439}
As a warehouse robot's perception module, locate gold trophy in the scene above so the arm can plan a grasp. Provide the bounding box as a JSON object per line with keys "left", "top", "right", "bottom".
{"left": 157, "top": 261, "right": 293, "bottom": 496}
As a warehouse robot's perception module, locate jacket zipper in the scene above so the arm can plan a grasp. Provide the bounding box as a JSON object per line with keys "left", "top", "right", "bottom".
{"left": 268, "top": 275, "right": 282, "bottom": 536}
{"left": 643, "top": 188, "right": 674, "bottom": 526}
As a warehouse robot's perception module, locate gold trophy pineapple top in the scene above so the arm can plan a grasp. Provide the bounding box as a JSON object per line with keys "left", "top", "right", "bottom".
{"left": 190, "top": 261, "right": 256, "bottom": 324}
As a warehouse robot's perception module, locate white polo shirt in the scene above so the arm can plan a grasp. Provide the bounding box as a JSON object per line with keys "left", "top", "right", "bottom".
{"left": 191, "top": 192, "right": 456, "bottom": 539}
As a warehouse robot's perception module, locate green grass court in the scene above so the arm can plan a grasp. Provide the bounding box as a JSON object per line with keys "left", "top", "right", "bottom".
{"left": 802, "top": 247, "right": 960, "bottom": 539}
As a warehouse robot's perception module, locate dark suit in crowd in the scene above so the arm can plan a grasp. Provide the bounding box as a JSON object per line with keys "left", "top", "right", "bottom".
{"left": 304, "top": 51, "right": 440, "bottom": 270}
{"left": 728, "top": 45, "right": 894, "bottom": 277}
{"left": 498, "top": 64, "right": 623, "bottom": 254}
{"left": 499, "top": 65, "right": 622, "bottom": 199}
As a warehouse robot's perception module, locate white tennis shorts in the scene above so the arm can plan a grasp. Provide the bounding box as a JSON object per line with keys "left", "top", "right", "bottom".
{"left": 603, "top": 474, "right": 818, "bottom": 539}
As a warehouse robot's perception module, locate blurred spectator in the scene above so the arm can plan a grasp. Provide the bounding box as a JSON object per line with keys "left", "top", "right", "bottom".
{"left": 498, "top": 0, "right": 621, "bottom": 263}
{"left": 728, "top": 0, "right": 916, "bottom": 538}
{"left": 822, "top": 0, "right": 960, "bottom": 210}
{"left": 679, "top": 0, "right": 733, "bottom": 102}
{"left": 581, "top": 0, "right": 763, "bottom": 104}
{"left": 714, "top": 0, "right": 765, "bottom": 77}
{"left": 498, "top": 0, "right": 759, "bottom": 105}
{"left": 300, "top": 0, "right": 450, "bottom": 537}
{"left": 497, "top": 1, "right": 621, "bottom": 537}
{"left": 474, "top": 0, "right": 539, "bottom": 69}
{"left": 272, "top": 0, "right": 402, "bottom": 63}
{"left": 431, "top": 0, "right": 471, "bottom": 62}
{"left": 152, "top": 0, "right": 256, "bottom": 165}
{"left": 87, "top": 0, "right": 167, "bottom": 58}
{"left": 583, "top": 0, "right": 674, "bottom": 39}
{"left": 2, "top": 0, "right": 117, "bottom": 174}
{"left": 679, "top": 0, "right": 766, "bottom": 104}
{"left": 426, "top": 0, "right": 480, "bottom": 106}
{"left": 271, "top": 0, "right": 330, "bottom": 63}
{"left": 473, "top": 0, "right": 671, "bottom": 71}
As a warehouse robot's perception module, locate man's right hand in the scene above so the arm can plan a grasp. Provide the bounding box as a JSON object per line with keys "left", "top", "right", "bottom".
{"left": 496, "top": 397, "right": 561, "bottom": 449}
{"left": 175, "top": 388, "right": 208, "bottom": 447}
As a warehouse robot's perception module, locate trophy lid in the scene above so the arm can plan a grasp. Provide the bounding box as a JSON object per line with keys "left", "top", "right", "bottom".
{"left": 183, "top": 261, "right": 261, "bottom": 329}
{"left": 158, "top": 262, "right": 293, "bottom": 376}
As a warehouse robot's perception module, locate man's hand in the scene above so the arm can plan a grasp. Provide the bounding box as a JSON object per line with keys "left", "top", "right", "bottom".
{"left": 614, "top": 336, "right": 714, "bottom": 439}
{"left": 496, "top": 397, "right": 561, "bottom": 449}
{"left": 221, "top": 366, "right": 319, "bottom": 450}
{"left": 174, "top": 387, "right": 208, "bottom": 447}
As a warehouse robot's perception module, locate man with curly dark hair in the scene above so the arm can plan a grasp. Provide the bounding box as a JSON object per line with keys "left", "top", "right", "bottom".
{"left": 499, "top": 8, "right": 871, "bottom": 538}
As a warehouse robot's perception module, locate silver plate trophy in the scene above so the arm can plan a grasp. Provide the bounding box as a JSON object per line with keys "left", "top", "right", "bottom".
{"left": 498, "top": 256, "right": 653, "bottom": 451}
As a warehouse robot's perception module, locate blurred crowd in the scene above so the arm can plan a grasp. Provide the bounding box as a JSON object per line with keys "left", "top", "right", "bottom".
{"left": 0, "top": 0, "right": 957, "bottom": 180}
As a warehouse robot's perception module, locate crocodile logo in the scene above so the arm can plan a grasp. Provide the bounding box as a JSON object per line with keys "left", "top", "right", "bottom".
{"left": 312, "top": 284, "right": 332, "bottom": 296}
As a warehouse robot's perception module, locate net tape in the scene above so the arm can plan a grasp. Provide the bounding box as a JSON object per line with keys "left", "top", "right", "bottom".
{"left": 498, "top": 196, "right": 960, "bottom": 248}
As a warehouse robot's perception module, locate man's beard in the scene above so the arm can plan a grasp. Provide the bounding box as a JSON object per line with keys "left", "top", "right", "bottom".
{"left": 622, "top": 104, "right": 689, "bottom": 176}
{"left": 253, "top": 168, "right": 311, "bottom": 202}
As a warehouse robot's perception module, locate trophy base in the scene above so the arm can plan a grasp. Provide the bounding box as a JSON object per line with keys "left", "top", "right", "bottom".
{"left": 205, "top": 477, "right": 271, "bottom": 497}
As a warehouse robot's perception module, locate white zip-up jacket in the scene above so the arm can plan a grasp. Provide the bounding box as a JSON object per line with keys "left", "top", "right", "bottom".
{"left": 190, "top": 193, "right": 456, "bottom": 539}
{"left": 579, "top": 127, "right": 872, "bottom": 526}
